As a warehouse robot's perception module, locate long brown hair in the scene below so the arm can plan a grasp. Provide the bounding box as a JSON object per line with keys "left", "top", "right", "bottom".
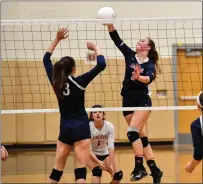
{"left": 147, "top": 38, "right": 161, "bottom": 79}
{"left": 52, "top": 56, "right": 75, "bottom": 99}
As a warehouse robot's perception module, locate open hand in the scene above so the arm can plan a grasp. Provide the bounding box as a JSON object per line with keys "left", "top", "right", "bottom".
{"left": 56, "top": 28, "right": 68, "bottom": 41}
{"left": 87, "top": 41, "right": 97, "bottom": 51}
{"left": 132, "top": 64, "right": 141, "bottom": 80}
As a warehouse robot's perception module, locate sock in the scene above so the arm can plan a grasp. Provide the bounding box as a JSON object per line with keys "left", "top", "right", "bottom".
{"left": 147, "top": 159, "right": 159, "bottom": 173}
{"left": 135, "top": 156, "right": 144, "bottom": 169}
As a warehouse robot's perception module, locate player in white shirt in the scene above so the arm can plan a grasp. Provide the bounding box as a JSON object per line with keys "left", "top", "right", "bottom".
{"left": 87, "top": 105, "right": 123, "bottom": 184}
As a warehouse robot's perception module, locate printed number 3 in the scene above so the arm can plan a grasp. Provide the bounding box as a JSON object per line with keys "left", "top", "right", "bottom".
{"left": 63, "top": 82, "right": 70, "bottom": 96}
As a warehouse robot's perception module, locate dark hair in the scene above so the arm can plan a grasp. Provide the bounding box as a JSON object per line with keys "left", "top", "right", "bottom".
{"left": 147, "top": 38, "right": 161, "bottom": 79}
{"left": 52, "top": 56, "right": 75, "bottom": 99}
{"left": 89, "top": 105, "right": 105, "bottom": 121}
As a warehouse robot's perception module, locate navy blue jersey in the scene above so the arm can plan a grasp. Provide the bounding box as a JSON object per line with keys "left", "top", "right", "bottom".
{"left": 190, "top": 116, "right": 203, "bottom": 160}
{"left": 43, "top": 52, "right": 106, "bottom": 126}
{"left": 191, "top": 116, "right": 202, "bottom": 142}
{"left": 109, "top": 30, "right": 155, "bottom": 97}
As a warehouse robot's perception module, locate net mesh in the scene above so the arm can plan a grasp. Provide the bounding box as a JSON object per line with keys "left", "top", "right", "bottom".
{"left": 1, "top": 17, "right": 202, "bottom": 114}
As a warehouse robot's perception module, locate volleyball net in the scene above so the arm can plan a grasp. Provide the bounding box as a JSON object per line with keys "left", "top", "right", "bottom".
{"left": 1, "top": 17, "right": 202, "bottom": 114}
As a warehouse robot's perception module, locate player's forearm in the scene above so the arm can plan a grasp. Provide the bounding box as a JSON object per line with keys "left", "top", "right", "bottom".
{"left": 191, "top": 158, "right": 201, "bottom": 166}
{"left": 107, "top": 24, "right": 116, "bottom": 32}
{"left": 108, "top": 149, "right": 115, "bottom": 166}
{"left": 90, "top": 152, "right": 100, "bottom": 165}
{"left": 108, "top": 27, "right": 123, "bottom": 48}
{"left": 47, "top": 38, "right": 60, "bottom": 54}
{"left": 137, "top": 75, "right": 150, "bottom": 84}
{"left": 94, "top": 46, "right": 102, "bottom": 56}
{"left": 186, "top": 158, "right": 201, "bottom": 173}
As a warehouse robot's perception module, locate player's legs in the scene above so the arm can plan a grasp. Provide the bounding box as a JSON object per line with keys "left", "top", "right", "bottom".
{"left": 103, "top": 156, "right": 123, "bottom": 184}
{"left": 72, "top": 121, "right": 92, "bottom": 183}
{"left": 127, "top": 110, "right": 151, "bottom": 181}
{"left": 125, "top": 112, "right": 163, "bottom": 183}
{"left": 139, "top": 128, "right": 163, "bottom": 183}
{"left": 87, "top": 155, "right": 103, "bottom": 183}
{"left": 124, "top": 112, "right": 148, "bottom": 181}
{"left": 139, "top": 127, "right": 154, "bottom": 160}
{"left": 123, "top": 95, "right": 163, "bottom": 183}
{"left": 74, "top": 139, "right": 91, "bottom": 183}
{"left": 126, "top": 114, "right": 154, "bottom": 160}
{"left": 48, "top": 140, "right": 73, "bottom": 183}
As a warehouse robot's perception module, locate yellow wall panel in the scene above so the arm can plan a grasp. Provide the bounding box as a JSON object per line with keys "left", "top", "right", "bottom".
{"left": 1, "top": 114, "right": 16, "bottom": 143}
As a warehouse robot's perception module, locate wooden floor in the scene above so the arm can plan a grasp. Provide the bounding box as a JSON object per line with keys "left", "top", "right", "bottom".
{"left": 1, "top": 145, "right": 202, "bottom": 183}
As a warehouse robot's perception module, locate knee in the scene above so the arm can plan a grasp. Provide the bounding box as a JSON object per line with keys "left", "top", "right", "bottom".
{"left": 74, "top": 167, "right": 87, "bottom": 181}
{"left": 127, "top": 127, "right": 140, "bottom": 143}
{"left": 113, "top": 170, "right": 123, "bottom": 181}
{"left": 49, "top": 168, "right": 63, "bottom": 182}
{"left": 92, "top": 166, "right": 102, "bottom": 177}
{"left": 141, "top": 137, "right": 149, "bottom": 148}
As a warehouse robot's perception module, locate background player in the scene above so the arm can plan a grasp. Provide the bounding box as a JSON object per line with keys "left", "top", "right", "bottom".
{"left": 43, "top": 28, "right": 106, "bottom": 183}
{"left": 87, "top": 105, "right": 123, "bottom": 184}
{"left": 185, "top": 91, "right": 203, "bottom": 173}
{"left": 104, "top": 24, "right": 163, "bottom": 183}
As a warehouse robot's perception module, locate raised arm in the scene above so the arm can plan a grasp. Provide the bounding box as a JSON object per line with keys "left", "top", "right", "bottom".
{"left": 43, "top": 28, "right": 68, "bottom": 84}
{"left": 76, "top": 41, "right": 106, "bottom": 87}
{"left": 107, "top": 24, "right": 134, "bottom": 57}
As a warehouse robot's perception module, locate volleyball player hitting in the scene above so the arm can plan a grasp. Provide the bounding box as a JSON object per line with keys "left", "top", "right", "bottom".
{"left": 87, "top": 105, "right": 123, "bottom": 184}
{"left": 104, "top": 24, "right": 163, "bottom": 183}
{"left": 185, "top": 91, "right": 203, "bottom": 173}
{"left": 43, "top": 28, "right": 106, "bottom": 183}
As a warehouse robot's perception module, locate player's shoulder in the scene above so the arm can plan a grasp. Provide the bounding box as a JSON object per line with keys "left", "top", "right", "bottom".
{"left": 192, "top": 116, "right": 201, "bottom": 124}
{"left": 68, "top": 76, "right": 77, "bottom": 83}
{"left": 191, "top": 116, "right": 201, "bottom": 128}
{"left": 89, "top": 121, "right": 94, "bottom": 126}
{"left": 147, "top": 58, "right": 154, "bottom": 65}
{"left": 104, "top": 120, "right": 114, "bottom": 129}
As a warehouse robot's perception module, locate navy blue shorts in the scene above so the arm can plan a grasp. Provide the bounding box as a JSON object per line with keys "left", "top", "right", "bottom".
{"left": 122, "top": 95, "right": 152, "bottom": 117}
{"left": 58, "top": 118, "right": 91, "bottom": 145}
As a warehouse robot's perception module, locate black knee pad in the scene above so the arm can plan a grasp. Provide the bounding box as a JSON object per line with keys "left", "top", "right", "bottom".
{"left": 127, "top": 131, "right": 139, "bottom": 143}
{"left": 49, "top": 168, "right": 63, "bottom": 182}
{"left": 92, "top": 166, "right": 102, "bottom": 177}
{"left": 141, "top": 137, "right": 149, "bottom": 148}
{"left": 113, "top": 170, "right": 123, "bottom": 180}
{"left": 74, "top": 167, "right": 87, "bottom": 181}
{"left": 193, "top": 143, "right": 202, "bottom": 161}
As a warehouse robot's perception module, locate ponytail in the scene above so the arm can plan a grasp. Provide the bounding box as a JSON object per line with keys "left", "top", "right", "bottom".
{"left": 147, "top": 38, "right": 161, "bottom": 79}
{"left": 52, "top": 56, "right": 75, "bottom": 99}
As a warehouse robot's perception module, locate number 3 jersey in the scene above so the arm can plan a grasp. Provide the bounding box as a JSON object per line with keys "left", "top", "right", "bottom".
{"left": 43, "top": 52, "right": 106, "bottom": 129}
{"left": 89, "top": 120, "right": 115, "bottom": 156}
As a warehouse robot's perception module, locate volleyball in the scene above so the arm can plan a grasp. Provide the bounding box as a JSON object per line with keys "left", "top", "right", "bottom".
{"left": 97, "top": 7, "right": 116, "bottom": 19}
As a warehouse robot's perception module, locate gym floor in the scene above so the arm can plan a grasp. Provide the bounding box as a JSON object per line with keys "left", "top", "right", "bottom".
{"left": 1, "top": 145, "right": 202, "bottom": 183}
